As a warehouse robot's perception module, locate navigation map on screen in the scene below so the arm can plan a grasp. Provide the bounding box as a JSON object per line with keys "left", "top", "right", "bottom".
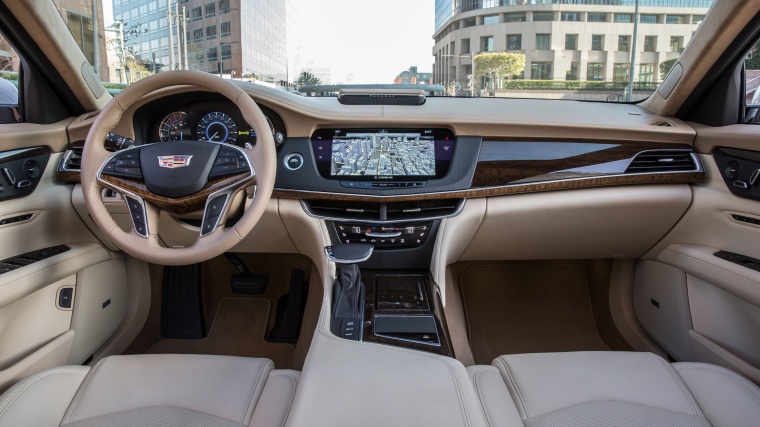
{"left": 330, "top": 132, "right": 435, "bottom": 177}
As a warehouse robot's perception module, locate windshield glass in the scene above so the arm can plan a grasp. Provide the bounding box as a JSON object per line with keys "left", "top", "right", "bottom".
{"left": 61, "top": 0, "right": 713, "bottom": 101}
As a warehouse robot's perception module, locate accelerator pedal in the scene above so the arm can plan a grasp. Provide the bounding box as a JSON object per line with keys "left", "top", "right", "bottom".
{"left": 269, "top": 269, "right": 308, "bottom": 343}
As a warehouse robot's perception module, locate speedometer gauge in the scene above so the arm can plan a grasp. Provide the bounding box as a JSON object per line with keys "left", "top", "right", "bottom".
{"left": 197, "top": 112, "right": 238, "bottom": 144}
{"left": 159, "top": 112, "right": 191, "bottom": 141}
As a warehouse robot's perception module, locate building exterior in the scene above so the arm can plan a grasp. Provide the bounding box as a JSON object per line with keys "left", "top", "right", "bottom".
{"left": 185, "top": 0, "right": 289, "bottom": 83}
{"left": 432, "top": 0, "right": 713, "bottom": 90}
{"left": 394, "top": 66, "right": 434, "bottom": 85}
{"left": 112, "top": 0, "right": 173, "bottom": 73}
{"left": 113, "top": 0, "right": 290, "bottom": 83}
{"left": 57, "top": 0, "right": 109, "bottom": 79}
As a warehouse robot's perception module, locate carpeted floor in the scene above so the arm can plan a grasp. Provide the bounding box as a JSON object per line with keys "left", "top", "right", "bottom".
{"left": 461, "top": 264, "right": 613, "bottom": 365}
{"left": 122, "top": 253, "right": 320, "bottom": 370}
{"left": 147, "top": 297, "right": 295, "bottom": 369}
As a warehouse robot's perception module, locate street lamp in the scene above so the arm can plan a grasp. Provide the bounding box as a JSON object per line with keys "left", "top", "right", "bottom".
{"left": 439, "top": 52, "right": 476, "bottom": 96}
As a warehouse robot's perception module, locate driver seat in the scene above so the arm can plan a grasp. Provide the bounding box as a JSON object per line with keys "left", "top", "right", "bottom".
{"left": 0, "top": 354, "right": 299, "bottom": 427}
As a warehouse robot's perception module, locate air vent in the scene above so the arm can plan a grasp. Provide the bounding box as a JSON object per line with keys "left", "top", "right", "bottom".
{"left": 304, "top": 200, "right": 381, "bottom": 221}
{"left": 60, "top": 147, "right": 83, "bottom": 171}
{"left": 625, "top": 150, "right": 698, "bottom": 174}
{"left": 650, "top": 121, "right": 674, "bottom": 127}
{"left": 303, "top": 198, "right": 464, "bottom": 222}
{"left": 386, "top": 199, "right": 463, "bottom": 221}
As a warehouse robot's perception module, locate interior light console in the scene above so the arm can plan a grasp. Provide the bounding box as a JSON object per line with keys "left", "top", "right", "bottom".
{"left": 310, "top": 128, "right": 455, "bottom": 188}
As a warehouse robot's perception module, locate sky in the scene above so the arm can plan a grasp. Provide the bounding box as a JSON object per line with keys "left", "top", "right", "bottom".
{"left": 101, "top": 0, "right": 435, "bottom": 84}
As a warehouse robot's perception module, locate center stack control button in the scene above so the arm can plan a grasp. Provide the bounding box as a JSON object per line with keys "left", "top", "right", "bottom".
{"left": 284, "top": 153, "right": 304, "bottom": 170}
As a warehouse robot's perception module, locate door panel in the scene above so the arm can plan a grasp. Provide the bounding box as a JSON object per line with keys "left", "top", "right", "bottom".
{"left": 637, "top": 124, "right": 760, "bottom": 383}
{"left": 0, "top": 275, "right": 74, "bottom": 370}
{"left": 0, "top": 126, "right": 128, "bottom": 391}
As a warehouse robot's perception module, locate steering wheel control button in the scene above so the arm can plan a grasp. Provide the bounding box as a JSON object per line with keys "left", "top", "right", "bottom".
{"left": 115, "top": 158, "right": 140, "bottom": 168}
{"left": 102, "top": 148, "right": 145, "bottom": 181}
{"left": 284, "top": 153, "right": 304, "bottom": 171}
{"left": 201, "top": 194, "right": 228, "bottom": 236}
{"left": 124, "top": 196, "right": 148, "bottom": 237}
{"left": 23, "top": 160, "right": 40, "bottom": 180}
{"left": 209, "top": 148, "right": 250, "bottom": 180}
{"left": 206, "top": 195, "right": 227, "bottom": 218}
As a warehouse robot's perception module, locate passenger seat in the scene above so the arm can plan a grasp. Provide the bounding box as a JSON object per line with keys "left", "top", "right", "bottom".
{"left": 468, "top": 351, "right": 760, "bottom": 427}
{"left": 0, "top": 354, "right": 299, "bottom": 427}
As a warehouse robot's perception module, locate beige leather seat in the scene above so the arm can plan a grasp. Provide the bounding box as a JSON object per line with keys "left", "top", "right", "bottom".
{"left": 468, "top": 351, "right": 760, "bottom": 427}
{"left": 0, "top": 354, "right": 299, "bottom": 427}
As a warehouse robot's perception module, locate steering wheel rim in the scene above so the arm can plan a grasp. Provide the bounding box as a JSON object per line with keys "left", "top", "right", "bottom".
{"left": 81, "top": 70, "right": 276, "bottom": 265}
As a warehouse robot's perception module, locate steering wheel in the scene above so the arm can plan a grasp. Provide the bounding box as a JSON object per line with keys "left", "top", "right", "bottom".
{"left": 81, "top": 71, "right": 276, "bottom": 265}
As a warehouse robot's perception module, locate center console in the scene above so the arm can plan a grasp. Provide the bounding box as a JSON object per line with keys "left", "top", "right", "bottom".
{"left": 274, "top": 127, "right": 473, "bottom": 357}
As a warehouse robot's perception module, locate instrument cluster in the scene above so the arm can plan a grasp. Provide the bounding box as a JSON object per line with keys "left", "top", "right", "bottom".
{"left": 138, "top": 93, "right": 286, "bottom": 149}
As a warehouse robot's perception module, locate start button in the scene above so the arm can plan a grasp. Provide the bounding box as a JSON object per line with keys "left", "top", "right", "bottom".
{"left": 284, "top": 153, "right": 304, "bottom": 171}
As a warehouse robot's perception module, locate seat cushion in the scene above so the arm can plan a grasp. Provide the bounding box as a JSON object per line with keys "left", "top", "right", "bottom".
{"left": 470, "top": 351, "right": 760, "bottom": 427}
{"left": 0, "top": 354, "right": 299, "bottom": 427}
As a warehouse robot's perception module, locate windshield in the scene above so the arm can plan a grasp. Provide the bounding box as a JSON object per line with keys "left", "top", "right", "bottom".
{"left": 60, "top": 0, "right": 714, "bottom": 102}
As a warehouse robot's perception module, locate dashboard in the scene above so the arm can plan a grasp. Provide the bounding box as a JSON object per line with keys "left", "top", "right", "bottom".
{"left": 133, "top": 92, "right": 286, "bottom": 149}
{"left": 59, "top": 86, "right": 706, "bottom": 206}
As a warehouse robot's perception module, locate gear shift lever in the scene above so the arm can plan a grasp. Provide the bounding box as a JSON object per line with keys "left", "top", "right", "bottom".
{"left": 325, "top": 243, "right": 373, "bottom": 340}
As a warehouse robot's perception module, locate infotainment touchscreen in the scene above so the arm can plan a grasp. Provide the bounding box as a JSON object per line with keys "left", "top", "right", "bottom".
{"left": 310, "top": 128, "right": 455, "bottom": 181}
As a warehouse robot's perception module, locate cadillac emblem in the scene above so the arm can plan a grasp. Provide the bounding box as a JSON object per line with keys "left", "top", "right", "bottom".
{"left": 158, "top": 155, "right": 192, "bottom": 169}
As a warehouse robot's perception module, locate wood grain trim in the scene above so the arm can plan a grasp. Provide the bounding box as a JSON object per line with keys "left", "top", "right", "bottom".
{"left": 472, "top": 141, "right": 693, "bottom": 187}
{"left": 100, "top": 174, "right": 249, "bottom": 214}
{"left": 56, "top": 171, "right": 81, "bottom": 183}
{"left": 273, "top": 172, "right": 705, "bottom": 202}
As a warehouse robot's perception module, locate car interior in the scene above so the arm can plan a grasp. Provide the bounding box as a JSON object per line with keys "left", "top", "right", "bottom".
{"left": 1, "top": 0, "right": 760, "bottom": 426}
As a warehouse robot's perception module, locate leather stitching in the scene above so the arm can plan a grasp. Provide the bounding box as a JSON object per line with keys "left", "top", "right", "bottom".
{"left": 0, "top": 367, "right": 87, "bottom": 421}
{"left": 527, "top": 399, "right": 709, "bottom": 423}
{"left": 654, "top": 356, "right": 701, "bottom": 416}
{"left": 66, "top": 358, "right": 107, "bottom": 422}
{"left": 496, "top": 357, "right": 529, "bottom": 419}
{"left": 241, "top": 360, "right": 271, "bottom": 424}
{"left": 471, "top": 368, "right": 496, "bottom": 427}
{"left": 675, "top": 363, "right": 760, "bottom": 407}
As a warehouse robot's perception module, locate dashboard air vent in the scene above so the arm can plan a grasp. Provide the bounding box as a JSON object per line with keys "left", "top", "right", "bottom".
{"left": 625, "top": 150, "right": 698, "bottom": 174}
{"left": 303, "top": 198, "right": 464, "bottom": 222}
{"left": 386, "top": 199, "right": 463, "bottom": 221}
{"left": 305, "top": 200, "right": 381, "bottom": 221}
{"left": 650, "top": 121, "right": 674, "bottom": 127}
{"left": 62, "top": 147, "right": 84, "bottom": 171}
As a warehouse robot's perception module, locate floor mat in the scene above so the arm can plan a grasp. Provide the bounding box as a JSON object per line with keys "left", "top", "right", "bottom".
{"left": 147, "top": 297, "right": 295, "bottom": 369}
{"left": 461, "top": 264, "right": 610, "bottom": 365}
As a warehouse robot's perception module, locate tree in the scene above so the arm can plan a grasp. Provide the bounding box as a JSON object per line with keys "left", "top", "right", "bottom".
{"left": 298, "top": 70, "right": 322, "bottom": 86}
{"left": 106, "top": 23, "right": 152, "bottom": 83}
{"left": 660, "top": 58, "right": 678, "bottom": 80}
{"left": 125, "top": 57, "right": 152, "bottom": 83}
{"left": 746, "top": 44, "right": 760, "bottom": 70}
{"left": 474, "top": 52, "right": 526, "bottom": 91}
